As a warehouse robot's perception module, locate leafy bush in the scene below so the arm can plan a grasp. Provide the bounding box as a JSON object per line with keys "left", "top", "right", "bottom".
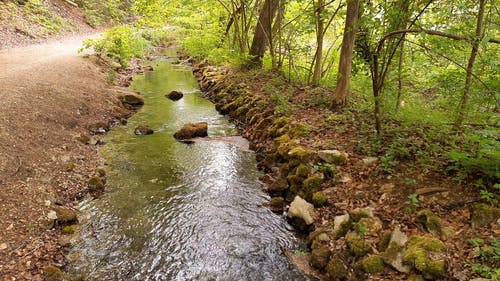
{"left": 80, "top": 26, "right": 150, "bottom": 66}
{"left": 448, "top": 131, "right": 500, "bottom": 186}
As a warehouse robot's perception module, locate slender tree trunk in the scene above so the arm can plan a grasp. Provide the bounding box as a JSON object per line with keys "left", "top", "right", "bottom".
{"left": 455, "top": 0, "right": 486, "bottom": 128}
{"left": 331, "top": 0, "right": 360, "bottom": 108}
{"left": 248, "top": 0, "right": 280, "bottom": 67}
{"left": 396, "top": 38, "right": 405, "bottom": 111}
{"left": 312, "top": 0, "right": 324, "bottom": 85}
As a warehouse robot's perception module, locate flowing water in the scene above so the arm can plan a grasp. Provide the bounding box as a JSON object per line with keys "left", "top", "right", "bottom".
{"left": 69, "top": 55, "right": 309, "bottom": 281}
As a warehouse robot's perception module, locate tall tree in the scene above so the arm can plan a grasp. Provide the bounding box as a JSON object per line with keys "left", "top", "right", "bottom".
{"left": 330, "top": 0, "right": 360, "bottom": 108}
{"left": 248, "top": 0, "right": 280, "bottom": 67}
{"left": 455, "top": 0, "right": 487, "bottom": 128}
{"left": 311, "top": 0, "right": 325, "bottom": 85}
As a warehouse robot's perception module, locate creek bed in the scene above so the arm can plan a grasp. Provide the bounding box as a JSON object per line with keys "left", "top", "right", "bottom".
{"left": 69, "top": 56, "right": 309, "bottom": 281}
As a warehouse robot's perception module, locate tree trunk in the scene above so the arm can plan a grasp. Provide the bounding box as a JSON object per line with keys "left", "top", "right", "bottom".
{"left": 396, "top": 38, "right": 405, "bottom": 111}
{"left": 455, "top": 0, "right": 486, "bottom": 129}
{"left": 312, "top": 0, "right": 324, "bottom": 85}
{"left": 248, "top": 0, "right": 280, "bottom": 67}
{"left": 331, "top": 0, "right": 360, "bottom": 108}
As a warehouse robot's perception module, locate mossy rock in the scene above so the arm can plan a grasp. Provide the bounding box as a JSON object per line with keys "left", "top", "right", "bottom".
{"left": 350, "top": 207, "right": 374, "bottom": 222}
{"left": 275, "top": 134, "right": 291, "bottom": 145}
{"left": 360, "top": 255, "right": 385, "bottom": 273}
{"left": 65, "top": 162, "right": 75, "bottom": 172}
{"left": 326, "top": 256, "right": 348, "bottom": 280}
{"left": 471, "top": 203, "right": 500, "bottom": 228}
{"left": 53, "top": 206, "right": 78, "bottom": 224}
{"left": 134, "top": 125, "right": 154, "bottom": 135}
{"left": 269, "top": 197, "right": 284, "bottom": 213}
{"left": 377, "top": 231, "right": 392, "bottom": 252}
{"left": 415, "top": 209, "right": 442, "bottom": 236}
{"left": 356, "top": 217, "right": 383, "bottom": 236}
{"left": 166, "top": 90, "right": 184, "bottom": 101}
{"left": 62, "top": 224, "right": 78, "bottom": 235}
{"left": 333, "top": 214, "right": 352, "bottom": 239}
{"left": 118, "top": 93, "right": 144, "bottom": 108}
{"left": 408, "top": 275, "right": 425, "bottom": 281}
{"left": 303, "top": 175, "right": 324, "bottom": 201}
{"left": 312, "top": 192, "right": 328, "bottom": 208}
{"left": 88, "top": 176, "right": 105, "bottom": 192}
{"left": 288, "top": 146, "right": 313, "bottom": 162}
{"left": 76, "top": 134, "right": 91, "bottom": 144}
{"left": 316, "top": 163, "right": 337, "bottom": 179}
{"left": 289, "top": 122, "right": 311, "bottom": 138}
{"left": 43, "top": 265, "right": 64, "bottom": 281}
{"left": 245, "top": 107, "right": 260, "bottom": 120}
{"left": 173, "top": 122, "right": 208, "bottom": 140}
{"left": 268, "top": 177, "right": 289, "bottom": 194}
{"left": 287, "top": 174, "right": 303, "bottom": 186}
{"left": 310, "top": 246, "right": 331, "bottom": 270}
{"left": 346, "top": 232, "right": 372, "bottom": 258}
{"left": 96, "top": 168, "right": 106, "bottom": 177}
{"left": 403, "top": 236, "right": 446, "bottom": 279}
{"left": 295, "top": 164, "right": 311, "bottom": 178}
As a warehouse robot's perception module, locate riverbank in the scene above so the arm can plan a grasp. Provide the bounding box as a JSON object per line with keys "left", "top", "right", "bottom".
{"left": 0, "top": 36, "right": 139, "bottom": 279}
{"left": 192, "top": 61, "right": 499, "bottom": 280}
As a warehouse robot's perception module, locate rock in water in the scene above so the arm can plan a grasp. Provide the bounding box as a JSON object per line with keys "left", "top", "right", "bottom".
{"left": 287, "top": 196, "right": 315, "bottom": 231}
{"left": 134, "top": 125, "right": 154, "bottom": 135}
{"left": 166, "top": 90, "right": 184, "bottom": 101}
{"left": 174, "top": 122, "right": 208, "bottom": 140}
{"left": 118, "top": 93, "right": 144, "bottom": 108}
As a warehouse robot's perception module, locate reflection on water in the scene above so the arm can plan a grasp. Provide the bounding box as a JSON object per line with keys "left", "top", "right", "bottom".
{"left": 69, "top": 58, "right": 308, "bottom": 280}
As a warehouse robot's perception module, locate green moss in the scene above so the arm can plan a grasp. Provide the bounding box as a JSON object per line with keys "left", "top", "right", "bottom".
{"left": 289, "top": 122, "right": 311, "bottom": 138}
{"left": 88, "top": 176, "right": 105, "bottom": 192}
{"left": 415, "top": 209, "right": 442, "bottom": 236}
{"left": 312, "top": 192, "right": 328, "bottom": 208}
{"left": 335, "top": 220, "right": 352, "bottom": 239}
{"left": 471, "top": 203, "right": 500, "bottom": 227}
{"left": 288, "top": 146, "right": 313, "bottom": 162}
{"left": 310, "top": 246, "right": 331, "bottom": 270}
{"left": 360, "top": 255, "right": 385, "bottom": 273}
{"left": 346, "top": 232, "right": 372, "bottom": 257}
{"left": 65, "top": 162, "right": 75, "bottom": 172}
{"left": 403, "top": 236, "right": 446, "bottom": 279}
{"left": 287, "top": 174, "right": 303, "bottom": 186}
{"left": 326, "top": 257, "right": 348, "bottom": 280}
{"left": 407, "top": 236, "right": 445, "bottom": 252}
{"left": 350, "top": 208, "right": 372, "bottom": 222}
{"left": 295, "top": 164, "right": 311, "bottom": 178}
{"left": 62, "top": 225, "right": 78, "bottom": 234}
{"left": 303, "top": 175, "right": 323, "bottom": 190}
{"left": 43, "top": 265, "right": 63, "bottom": 281}
{"left": 377, "top": 231, "right": 392, "bottom": 252}
{"left": 269, "top": 197, "right": 284, "bottom": 208}
{"left": 275, "top": 134, "right": 291, "bottom": 144}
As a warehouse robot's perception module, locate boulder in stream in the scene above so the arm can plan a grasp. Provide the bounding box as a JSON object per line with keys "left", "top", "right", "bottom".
{"left": 118, "top": 93, "right": 144, "bottom": 108}
{"left": 134, "top": 125, "right": 154, "bottom": 135}
{"left": 166, "top": 90, "right": 184, "bottom": 101}
{"left": 174, "top": 122, "right": 208, "bottom": 140}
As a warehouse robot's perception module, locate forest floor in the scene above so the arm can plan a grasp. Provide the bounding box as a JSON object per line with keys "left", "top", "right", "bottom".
{"left": 0, "top": 35, "right": 128, "bottom": 280}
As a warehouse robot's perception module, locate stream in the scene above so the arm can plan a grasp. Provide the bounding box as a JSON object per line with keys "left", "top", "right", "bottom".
{"left": 69, "top": 54, "right": 309, "bottom": 280}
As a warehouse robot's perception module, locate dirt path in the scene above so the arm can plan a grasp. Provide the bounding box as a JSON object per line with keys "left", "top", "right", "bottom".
{"left": 0, "top": 36, "right": 124, "bottom": 280}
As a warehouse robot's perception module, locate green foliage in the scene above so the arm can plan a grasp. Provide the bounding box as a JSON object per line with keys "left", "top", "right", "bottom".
{"left": 80, "top": 26, "right": 151, "bottom": 66}
{"left": 405, "top": 194, "right": 420, "bottom": 214}
{"left": 448, "top": 130, "right": 500, "bottom": 186}
{"left": 470, "top": 238, "right": 500, "bottom": 279}
{"left": 271, "top": 93, "right": 294, "bottom": 116}
{"left": 74, "top": 0, "right": 133, "bottom": 27}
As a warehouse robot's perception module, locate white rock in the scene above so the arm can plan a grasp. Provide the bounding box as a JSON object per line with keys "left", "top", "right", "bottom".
{"left": 318, "top": 150, "right": 348, "bottom": 165}
{"left": 47, "top": 210, "right": 58, "bottom": 220}
{"left": 362, "top": 157, "right": 379, "bottom": 166}
{"left": 390, "top": 226, "right": 408, "bottom": 246}
{"left": 287, "top": 196, "right": 315, "bottom": 225}
{"left": 0, "top": 243, "right": 7, "bottom": 251}
{"left": 333, "top": 214, "right": 350, "bottom": 235}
